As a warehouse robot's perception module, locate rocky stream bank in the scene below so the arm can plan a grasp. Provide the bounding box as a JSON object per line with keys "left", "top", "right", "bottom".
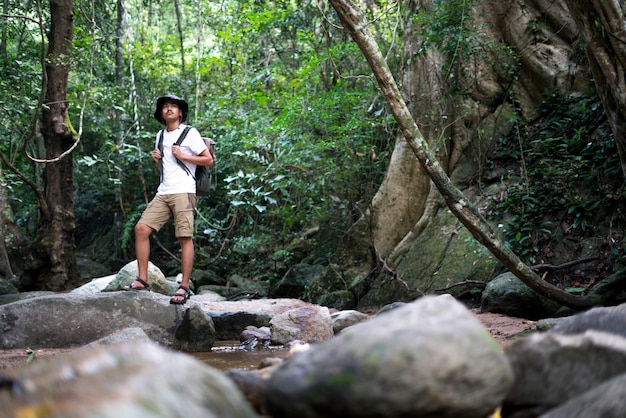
{"left": 2, "top": 269, "right": 626, "bottom": 417}
{"left": 0, "top": 310, "right": 534, "bottom": 370}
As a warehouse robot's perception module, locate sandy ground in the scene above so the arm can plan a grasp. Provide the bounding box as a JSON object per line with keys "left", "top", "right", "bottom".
{"left": 0, "top": 311, "right": 536, "bottom": 370}
{"left": 471, "top": 309, "right": 537, "bottom": 344}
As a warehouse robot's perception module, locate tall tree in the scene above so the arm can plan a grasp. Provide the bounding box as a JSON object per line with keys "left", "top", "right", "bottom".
{"left": 115, "top": 0, "right": 125, "bottom": 84}
{"left": 174, "top": 0, "right": 188, "bottom": 99}
{"left": 26, "top": 0, "right": 79, "bottom": 290}
{"left": 111, "top": 0, "right": 128, "bottom": 257}
{"left": 0, "top": 0, "right": 7, "bottom": 56}
{"left": 328, "top": 0, "right": 601, "bottom": 309}
{"left": 0, "top": 159, "right": 29, "bottom": 279}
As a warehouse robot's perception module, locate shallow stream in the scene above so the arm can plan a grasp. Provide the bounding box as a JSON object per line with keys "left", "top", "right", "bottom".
{"left": 190, "top": 340, "right": 291, "bottom": 371}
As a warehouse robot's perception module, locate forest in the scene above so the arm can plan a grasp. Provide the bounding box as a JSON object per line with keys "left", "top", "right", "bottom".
{"left": 1, "top": 0, "right": 625, "bottom": 313}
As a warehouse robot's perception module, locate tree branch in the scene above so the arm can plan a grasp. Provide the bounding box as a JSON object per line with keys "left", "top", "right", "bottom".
{"left": 532, "top": 255, "right": 601, "bottom": 273}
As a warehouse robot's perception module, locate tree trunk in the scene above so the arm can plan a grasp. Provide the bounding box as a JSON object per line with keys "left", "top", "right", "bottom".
{"left": 360, "top": 1, "right": 454, "bottom": 261}
{"left": 565, "top": 0, "right": 626, "bottom": 180}
{"left": 0, "top": 0, "right": 7, "bottom": 56}
{"left": 115, "top": 0, "right": 125, "bottom": 84}
{"left": 345, "top": 0, "right": 512, "bottom": 264}
{"left": 0, "top": 162, "right": 15, "bottom": 278}
{"left": 111, "top": 0, "right": 127, "bottom": 258}
{"left": 29, "top": 0, "right": 79, "bottom": 291}
{"left": 0, "top": 160, "right": 31, "bottom": 280}
{"left": 194, "top": 0, "right": 203, "bottom": 121}
{"left": 174, "top": 0, "right": 188, "bottom": 99}
{"left": 328, "top": 0, "right": 596, "bottom": 310}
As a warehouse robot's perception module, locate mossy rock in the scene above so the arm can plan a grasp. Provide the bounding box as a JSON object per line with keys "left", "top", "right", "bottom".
{"left": 0, "top": 279, "right": 18, "bottom": 296}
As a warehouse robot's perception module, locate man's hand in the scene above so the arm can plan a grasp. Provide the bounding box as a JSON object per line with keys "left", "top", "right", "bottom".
{"left": 151, "top": 149, "right": 161, "bottom": 163}
{"left": 172, "top": 145, "right": 183, "bottom": 160}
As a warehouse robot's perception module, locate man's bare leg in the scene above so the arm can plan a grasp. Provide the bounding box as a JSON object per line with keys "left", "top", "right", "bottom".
{"left": 127, "top": 222, "right": 154, "bottom": 289}
{"left": 170, "top": 236, "right": 193, "bottom": 303}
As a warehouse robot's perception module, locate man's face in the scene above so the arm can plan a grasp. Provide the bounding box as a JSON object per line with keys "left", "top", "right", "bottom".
{"left": 161, "top": 101, "right": 182, "bottom": 123}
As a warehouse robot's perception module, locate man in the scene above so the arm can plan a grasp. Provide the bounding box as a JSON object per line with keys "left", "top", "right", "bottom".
{"left": 124, "top": 94, "right": 214, "bottom": 304}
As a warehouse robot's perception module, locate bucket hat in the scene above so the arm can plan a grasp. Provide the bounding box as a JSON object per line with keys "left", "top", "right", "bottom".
{"left": 154, "top": 93, "right": 189, "bottom": 124}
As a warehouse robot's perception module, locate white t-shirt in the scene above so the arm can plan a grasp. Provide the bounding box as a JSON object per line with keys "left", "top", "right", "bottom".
{"left": 156, "top": 124, "right": 207, "bottom": 194}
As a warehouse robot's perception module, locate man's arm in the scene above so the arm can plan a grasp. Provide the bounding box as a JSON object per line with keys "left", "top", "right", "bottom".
{"left": 172, "top": 146, "right": 214, "bottom": 166}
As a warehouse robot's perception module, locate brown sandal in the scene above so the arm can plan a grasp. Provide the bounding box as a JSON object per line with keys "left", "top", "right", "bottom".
{"left": 123, "top": 278, "right": 150, "bottom": 291}
{"left": 170, "top": 285, "right": 191, "bottom": 305}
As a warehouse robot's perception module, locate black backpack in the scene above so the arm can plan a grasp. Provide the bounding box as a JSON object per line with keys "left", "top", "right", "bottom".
{"left": 157, "top": 127, "right": 216, "bottom": 196}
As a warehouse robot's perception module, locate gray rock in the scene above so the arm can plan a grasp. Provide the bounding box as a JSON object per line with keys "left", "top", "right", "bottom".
{"left": 227, "top": 274, "right": 268, "bottom": 297}
{"left": 0, "top": 292, "right": 215, "bottom": 351}
{"left": 191, "top": 269, "right": 227, "bottom": 287}
{"left": 0, "top": 291, "right": 55, "bottom": 306}
{"left": 103, "top": 260, "right": 170, "bottom": 295}
{"left": 82, "top": 327, "right": 151, "bottom": 348}
{"left": 0, "top": 341, "right": 258, "bottom": 418}
{"left": 241, "top": 325, "right": 271, "bottom": 343}
{"left": 266, "top": 295, "right": 513, "bottom": 418}
{"left": 503, "top": 330, "right": 626, "bottom": 417}
{"left": 224, "top": 368, "right": 270, "bottom": 416}
{"left": 197, "top": 298, "right": 311, "bottom": 340}
{"left": 272, "top": 264, "right": 327, "bottom": 298}
{"left": 539, "top": 373, "right": 626, "bottom": 418}
{"left": 76, "top": 257, "right": 113, "bottom": 280}
{"left": 270, "top": 305, "right": 334, "bottom": 345}
{"left": 481, "top": 272, "right": 562, "bottom": 320}
{"left": 536, "top": 317, "right": 563, "bottom": 331}
{"left": 331, "top": 309, "right": 369, "bottom": 334}
{"left": 316, "top": 290, "right": 356, "bottom": 310}
{"left": 172, "top": 303, "right": 216, "bottom": 352}
{"left": 547, "top": 304, "right": 626, "bottom": 338}
{"left": 194, "top": 288, "right": 226, "bottom": 301}
{"left": 165, "top": 278, "right": 189, "bottom": 296}
{"left": 69, "top": 275, "right": 115, "bottom": 295}
{"left": 198, "top": 284, "right": 246, "bottom": 299}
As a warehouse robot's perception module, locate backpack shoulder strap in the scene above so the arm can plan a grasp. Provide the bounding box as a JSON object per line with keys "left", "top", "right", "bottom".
{"left": 157, "top": 130, "right": 164, "bottom": 151}
{"left": 173, "top": 126, "right": 194, "bottom": 177}
{"left": 157, "top": 129, "right": 163, "bottom": 151}
{"left": 157, "top": 130, "right": 165, "bottom": 184}
{"left": 175, "top": 126, "right": 192, "bottom": 146}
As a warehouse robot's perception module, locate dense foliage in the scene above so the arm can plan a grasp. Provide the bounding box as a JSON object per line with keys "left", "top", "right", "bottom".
{"left": 1, "top": 0, "right": 396, "bottom": 281}
{"left": 1, "top": 0, "right": 623, "bottom": 295}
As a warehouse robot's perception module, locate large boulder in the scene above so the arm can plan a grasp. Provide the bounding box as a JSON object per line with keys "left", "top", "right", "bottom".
{"left": 0, "top": 341, "right": 258, "bottom": 418}
{"left": 0, "top": 292, "right": 215, "bottom": 352}
{"left": 269, "top": 305, "right": 334, "bottom": 345}
{"left": 104, "top": 260, "right": 170, "bottom": 295}
{"left": 358, "top": 210, "right": 499, "bottom": 307}
{"left": 546, "top": 304, "right": 626, "bottom": 338}
{"left": 481, "top": 272, "right": 563, "bottom": 320}
{"left": 266, "top": 295, "right": 513, "bottom": 418}
{"left": 196, "top": 297, "right": 312, "bottom": 340}
{"left": 503, "top": 330, "right": 626, "bottom": 417}
{"left": 539, "top": 373, "right": 626, "bottom": 418}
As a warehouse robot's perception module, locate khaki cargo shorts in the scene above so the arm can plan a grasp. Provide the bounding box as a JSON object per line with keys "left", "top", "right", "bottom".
{"left": 138, "top": 193, "right": 196, "bottom": 237}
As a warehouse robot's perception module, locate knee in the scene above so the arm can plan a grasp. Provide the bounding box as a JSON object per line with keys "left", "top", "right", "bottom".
{"left": 135, "top": 223, "right": 153, "bottom": 238}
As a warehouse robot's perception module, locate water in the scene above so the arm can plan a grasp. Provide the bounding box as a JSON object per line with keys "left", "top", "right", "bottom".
{"left": 191, "top": 340, "right": 291, "bottom": 371}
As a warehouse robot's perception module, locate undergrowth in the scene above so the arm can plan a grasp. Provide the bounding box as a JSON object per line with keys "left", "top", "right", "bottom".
{"left": 488, "top": 92, "right": 624, "bottom": 266}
